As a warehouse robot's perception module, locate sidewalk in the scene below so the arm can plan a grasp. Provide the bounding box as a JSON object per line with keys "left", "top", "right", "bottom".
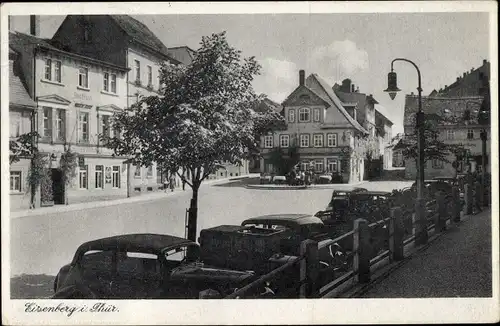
{"left": 359, "top": 208, "right": 492, "bottom": 298}
{"left": 10, "top": 174, "right": 259, "bottom": 219}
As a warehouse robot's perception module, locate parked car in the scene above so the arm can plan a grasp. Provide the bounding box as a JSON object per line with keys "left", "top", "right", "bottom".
{"left": 314, "top": 187, "right": 368, "bottom": 223}
{"left": 273, "top": 175, "right": 287, "bottom": 185}
{"left": 260, "top": 174, "right": 272, "bottom": 184}
{"left": 52, "top": 234, "right": 257, "bottom": 299}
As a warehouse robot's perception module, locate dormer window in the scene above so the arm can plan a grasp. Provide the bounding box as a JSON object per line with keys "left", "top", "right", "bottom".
{"left": 298, "top": 107, "right": 310, "bottom": 122}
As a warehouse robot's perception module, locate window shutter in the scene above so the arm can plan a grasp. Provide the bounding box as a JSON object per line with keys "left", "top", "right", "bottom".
{"left": 77, "top": 110, "right": 81, "bottom": 143}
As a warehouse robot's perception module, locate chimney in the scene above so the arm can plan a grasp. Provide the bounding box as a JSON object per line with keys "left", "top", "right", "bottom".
{"left": 471, "top": 68, "right": 474, "bottom": 72}
{"left": 299, "top": 70, "right": 305, "bottom": 86}
{"left": 351, "top": 84, "right": 355, "bottom": 93}
{"left": 456, "top": 77, "right": 460, "bottom": 82}
{"left": 483, "top": 59, "right": 487, "bottom": 65}
{"left": 444, "top": 85, "right": 448, "bottom": 89}
{"left": 341, "top": 79, "right": 351, "bottom": 93}
{"left": 463, "top": 72, "right": 466, "bottom": 77}
{"left": 30, "top": 15, "right": 40, "bottom": 37}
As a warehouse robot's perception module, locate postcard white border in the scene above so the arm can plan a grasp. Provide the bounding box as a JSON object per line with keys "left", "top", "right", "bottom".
{"left": 1, "top": 1, "right": 499, "bottom": 325}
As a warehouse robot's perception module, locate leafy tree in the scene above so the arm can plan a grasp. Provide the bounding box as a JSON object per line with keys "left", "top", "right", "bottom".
{"left": 102, "top": 31, "right": 285, "bottom": 243}
{"left": 9, "top": 131, "right": 39, "bottom": 164}
{"left": 390, "top": 115, "right": 465, "bottom": 175}
{"left": 268, "top": 144, "right": 300, "bottom": 175}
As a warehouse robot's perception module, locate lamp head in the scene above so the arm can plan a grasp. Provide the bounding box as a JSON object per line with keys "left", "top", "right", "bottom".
{"left": 384, "top": 71, "right": 401, "bottom": 100}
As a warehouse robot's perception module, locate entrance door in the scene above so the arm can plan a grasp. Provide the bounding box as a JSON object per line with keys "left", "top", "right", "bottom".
{"left": 51, "top": 168, "right": 65, "bottom": 205}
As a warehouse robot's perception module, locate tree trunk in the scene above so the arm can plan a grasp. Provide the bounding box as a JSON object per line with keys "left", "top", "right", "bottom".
{"left": 186, "top": 184, "right": 200, "bottom": 242}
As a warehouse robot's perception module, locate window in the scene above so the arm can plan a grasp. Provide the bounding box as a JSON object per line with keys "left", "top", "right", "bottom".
{"left": 101, "top": 115, "right": 110, "bottom": 138}
{"left": 110, "top": 74, "right": 117, "bottom": 93}
{"left": 446, "top": 129, "right": 455, "bottom": 140}
{"left": 95, "top": 165, "right": 104, "bottom": 189}
{"left": 54, "top": 61, "right": 61, "bottom": 83}
{"left": 313, "top": 134, "right": 323, "bottom": 147}
{"left": 432, "top": 159, "right": 444, "bottom": 169}
{"left": 313, "top": 108, "right": 320, "bottom": 122}
{"left": 55, "top": 109, "right": 65, "bottom": 141}
{"left": 134, "top": 60, "right": 141, "bottom": 83}
{"left": 280, "top": 135, "right": 289, "bottom": 148}
{"left": 315, "top": 160, "right": 324, "bottom": 172}
{"left": 103, "top": 73, "right": 117, "bottom": 93}
{"left": 147, "top": 165, "right": 153, "bottom": 178}
{"left": 42, "top": 107, "right": 52, "bottom": 139}
{"left": 112, "top": 166, "right": 120, "bottom": 188}
{"left": 79, "top": 111, "right": 89, "bottom": 143}
{"left": 300, "top": 161, "right": 309, "bottom": 171}
{"left": 103, "top": 73, "right": 109, "bottom": 92}
{"left": 78, "top": 67, "right": 89, "bottom": 88}
{"left": 134, "top": 166, "right": 141, "bottom": 178}
{"left": 79, "top": 165, "right": 88, "bottom": 189}
{"left": 147, "top": 65, "right": 153, "bottom": 86}
{"left": 327, "top": 133, "right": 337, "bottom": 147}
{"left": 298, "top": 107, "right": 310, "bottom": 122}
{"left": 44, "top": 58, "right": 52, "bottom": 80}
{"left": 288, "top": 109, "right": 295, "bottom": 123}
{"left": 10, "top": 112, "right": 21, "bottom": 138}
{"left": 10, "top": 171, "right": 21, "bottom": 192}
{"left": 299, "top": 134, "right": 310, "bottom": 147}
{"left": 467, "top": 129, "right": 474, "bottom": 140}
{"left": 328, "top": 160, "right": 338, "bottom": 173}
{"left": 264, "top": 135, "right": 273, "bottom": 148}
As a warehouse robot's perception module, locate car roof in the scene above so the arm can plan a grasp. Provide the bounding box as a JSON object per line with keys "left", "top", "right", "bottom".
{"left": 351, "top": 191, "right": 392, "bottom": 196}
{"left": 74, "top": 233, "right": 195, "bottom": 258}
{"left": 332, "top": 187, "right": 367, "bottom": 192}
{"left": 241, "top": 214, "right": 324, "bottom": 227}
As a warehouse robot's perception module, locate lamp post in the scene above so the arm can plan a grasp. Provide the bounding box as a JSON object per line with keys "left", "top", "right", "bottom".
{"left": 384, "top": 58, "right": 428, "bottom": 245}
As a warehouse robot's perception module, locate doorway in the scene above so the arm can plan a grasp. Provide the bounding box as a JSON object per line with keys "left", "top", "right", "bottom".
{"left": 51, "top": 168, "right": 65, "bottom": 205}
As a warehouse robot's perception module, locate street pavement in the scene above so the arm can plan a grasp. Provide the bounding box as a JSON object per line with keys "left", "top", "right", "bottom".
{"left": 360, "top": 208, "right": 492, "bottom": 298}
{"left": 9, "top": 178, "right": 412, "bottom": 298}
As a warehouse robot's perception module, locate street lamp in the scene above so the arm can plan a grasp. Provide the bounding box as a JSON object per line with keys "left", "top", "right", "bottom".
{"left": 384, "top": 58, "right": 427, "bottom": 245}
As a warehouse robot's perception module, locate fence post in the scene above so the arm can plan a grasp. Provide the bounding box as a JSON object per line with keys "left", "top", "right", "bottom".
{"left": 415, "top": 198, "right": 428, "bottom": 246}
{"left": 353, "top": 218, "right": 370, "bottom": 284}
{"left": 464, "top": 183, "right": 473, "bottom": 215}
{"left": 474, "top": 181, "right": 483, "bottom": 211}
{"left": 436, "top": 191, "right": 447, "bottom": 232}
{"left": 451, "top": 186, "right": 461, "bottom": 223}
{"left": 299, "top": 239, "right": 319, "bottom": 298}
{"left": 389, "top": 207, "right": 404, "bottom": 261}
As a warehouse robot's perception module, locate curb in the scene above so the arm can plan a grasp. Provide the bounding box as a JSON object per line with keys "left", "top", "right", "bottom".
{"left": 10, "top": 175, "right": 256, "bottom": 219}
{"left": 338, "top": 210, "right": 479, "bottom": 298}
{"left": 245, "top": 181, "right": 369, "bottom": 190}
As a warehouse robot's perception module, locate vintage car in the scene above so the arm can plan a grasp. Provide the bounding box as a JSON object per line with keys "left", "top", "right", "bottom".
{"left": 314, "top": 187, "right": 368, "bottom": 223}
{"left": 52, "top": 233, "right": 258, "bottom": 299}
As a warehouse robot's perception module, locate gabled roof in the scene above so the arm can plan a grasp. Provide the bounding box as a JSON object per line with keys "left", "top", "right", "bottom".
{"left": 109, "top": 15, "right": 174, "bottom": 61}
{"left": 10, "top": 31, "right": 129, "bottom": 72}
{"left": 281, "top": 85, "right": 331, "bottom": 108}
{"left": 374, "top": 104, "right": 393, "bottom": 126}
{"left": 167, "top": 46, "right": 197, "bottom": 65}
{"left": 9, "top": 59, "right": 35, "bottom": 109}
{"left": 307, "top": 74, "right": 368, "bottom": 134}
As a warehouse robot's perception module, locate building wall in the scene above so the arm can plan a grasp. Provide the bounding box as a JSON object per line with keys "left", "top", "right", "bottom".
{"left": 9, "top": 158, "right": 32, "bottom": 211}
{"left": 34, "top": 49, "right": 130, "bottom": 203}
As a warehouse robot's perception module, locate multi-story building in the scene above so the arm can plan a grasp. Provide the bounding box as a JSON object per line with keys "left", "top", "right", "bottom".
{"left": 50, "top": 15, "right": 183, "bottom": 191}
{"left": 260, "top": 70, "right": 369, "bottom": 183}
{"left": 333, "top": 78, "right": 394, "bottom": 174}
{"left": 8, "top": 42, "right": 37, "bottom": 211}
{"left": 403, "top": 59, "right": 490, "bottom": 179}
{"left": 9, "top": 20, "right": 130, "bottom": 209}
{"left": 375, "top": 108, "right": 394, "bottom": 170}
{"left": 403, "top": 95, "right": 488, "bottom": 179}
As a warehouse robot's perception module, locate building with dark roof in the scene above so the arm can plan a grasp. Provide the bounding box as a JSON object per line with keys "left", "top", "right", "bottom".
{"left": 402, "top": 95, "right": 489, "bottom": 179}
{"left": 167, "top": 46, "right": 197, "bottom": 66}
{"left": 259, "top": 70, "right": 373, "bottom": 183}
{"left": 430, "top": 59, "right": 490, "bottom": 97}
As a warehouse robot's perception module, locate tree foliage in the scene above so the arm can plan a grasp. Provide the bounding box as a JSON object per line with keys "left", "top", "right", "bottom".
{"left": 103, "top": 31, "right": 284, "bottom": 189}
{"left": 391, "top": 114, "right": 465, "bottom": 165}
{"left": 9, "top": 131, "right": 39, "bottom": 164}
{"left": 268, "top": 144, "right": 300, "bottom": 175}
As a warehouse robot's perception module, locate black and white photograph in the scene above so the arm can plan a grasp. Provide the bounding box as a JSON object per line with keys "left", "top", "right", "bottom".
{"left": 1, "top": 1, "right": 498, "bottom": 325}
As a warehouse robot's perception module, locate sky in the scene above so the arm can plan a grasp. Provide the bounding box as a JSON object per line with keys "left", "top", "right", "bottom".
{"left": 9, "top": 12, "right": 490, "bottom": 135}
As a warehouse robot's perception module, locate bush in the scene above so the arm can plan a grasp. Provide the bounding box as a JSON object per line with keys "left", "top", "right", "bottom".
{"left": 40, "top": 169, "right": 53, "bottom": 203}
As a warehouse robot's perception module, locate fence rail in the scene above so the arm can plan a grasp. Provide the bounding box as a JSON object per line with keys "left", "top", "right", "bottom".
{"left": 222, "top": 175, "right": 486, "bottom": 299}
